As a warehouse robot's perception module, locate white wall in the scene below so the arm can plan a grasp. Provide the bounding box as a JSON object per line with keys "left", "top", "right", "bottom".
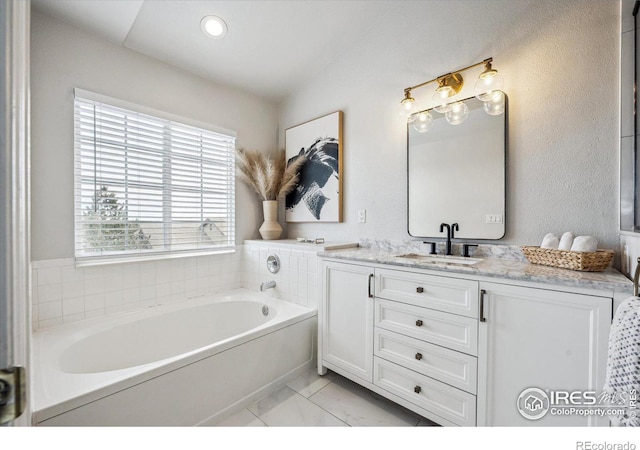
{"left": 30, "top": 10, "right": 278, "bottom": 261}
{"left": 278, "top": 0, "right": 621, "bottom": 252}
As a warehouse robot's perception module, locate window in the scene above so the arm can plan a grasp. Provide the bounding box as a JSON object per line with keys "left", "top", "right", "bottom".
{"left": 74, "top": 89, "right": 236, "bottom": 263}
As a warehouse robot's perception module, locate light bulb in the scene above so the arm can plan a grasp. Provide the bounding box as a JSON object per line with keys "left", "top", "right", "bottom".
{"left": 482, "top": 90, "right": 505, "bottom": 116}
{"left": 412, "top": 111, "right": 433, "bottom": 133}
{"left": 475, "top": 69, "right": 504, "bottom": 101}
{"left": 398, "top": 91, "right": 415, "bottom": 122}
{"left": 445, "top": 101, "right": 469, "bottom": 125}
{"left": 432, "top": 88, "right": 452, "bottom": 113}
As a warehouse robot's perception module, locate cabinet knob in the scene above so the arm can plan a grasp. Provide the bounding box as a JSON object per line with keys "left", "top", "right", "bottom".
{"left": 415, "top": 352, "right": 422, "bottom": 361}
{"left": 416, "top": 287, "right": 424, "bottom": 293}
{"left": 415, "top": 319, "right": 423, "bottom": 327}
{"left": 414, "top": 386, "right": 422, "bottom": 394}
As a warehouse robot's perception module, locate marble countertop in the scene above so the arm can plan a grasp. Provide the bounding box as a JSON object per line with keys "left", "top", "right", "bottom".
{"left": 244, "top": 239, "right": 358, "bottom": 251}
{"left": 318, "top": 247, "right": 633, "bottom": 293}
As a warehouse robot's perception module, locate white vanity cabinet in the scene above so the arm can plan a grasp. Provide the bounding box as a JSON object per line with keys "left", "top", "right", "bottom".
{"left": 320, "top": 260, "right": 481, "bottom": 426}
{"left": 319, "top": 261, "right": 375, "bottom": 383}
{"left": 476, "top": 282, "right": 612, "bottom": 427}
{"left": 319, "top": 257, "right": 618, "bottom": 427}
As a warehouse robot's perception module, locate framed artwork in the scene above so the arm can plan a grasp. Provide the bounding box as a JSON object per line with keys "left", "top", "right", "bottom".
{"left": 285, "top": 111, "right": 343, "bottom": 223}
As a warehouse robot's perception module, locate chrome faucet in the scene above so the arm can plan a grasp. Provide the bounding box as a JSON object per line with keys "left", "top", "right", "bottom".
{"left": 260, "top": 280, "right": 276, "bottom": 291}
{"left": 439, "top": 222, "right": 459, "bottom": 255}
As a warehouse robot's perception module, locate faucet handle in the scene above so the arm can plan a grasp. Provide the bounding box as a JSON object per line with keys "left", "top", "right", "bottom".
{"left": 462, "top": 244, "right": 478, "bottom": 258}
{"left": 422, "top": 241, "right": 437, "bottom": 255}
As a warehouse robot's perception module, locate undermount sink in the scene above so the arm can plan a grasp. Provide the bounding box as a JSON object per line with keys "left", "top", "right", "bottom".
{"left": 396, "top": 253, "right": 482, "bottom": 266}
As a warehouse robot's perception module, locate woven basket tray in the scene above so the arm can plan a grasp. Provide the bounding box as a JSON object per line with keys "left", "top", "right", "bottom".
{"left": 520, "top": 246, "right": 614, "bottom": 272}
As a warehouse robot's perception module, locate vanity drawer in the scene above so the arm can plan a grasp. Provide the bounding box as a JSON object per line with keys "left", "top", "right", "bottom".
{"left": 374, "top": 357, "right": 476, "bottom": 427}
{"left": 376, "top": 268, "right": 478, "bottom": 318}
{"left": 375, "top": 298, "right": 478, "bottom": 356}
{"left": 374, "top": 328, "right": 477, "bottom": 394}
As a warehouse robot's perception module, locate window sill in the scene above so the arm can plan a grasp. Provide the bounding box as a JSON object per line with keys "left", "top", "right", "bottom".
{"left": 74, "top": 247, "right": 236, "bottom": 268}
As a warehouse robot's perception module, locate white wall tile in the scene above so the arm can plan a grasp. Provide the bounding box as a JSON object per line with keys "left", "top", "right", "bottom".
{"left": 31, "top": 244, "right": 322, "bottom": 330}
{"left": 184, "top": 258, "right": 197, "bottom": 280}
{"left": 140, "top": 284, "right": 156, "bottom": 302}
{"left": 61, "top": 265, "right": 83, "bottom": 283}
{"left": 38, "top": 266, "right": 61, "bottom": 285}
{"left": 85, "top": 293, "right": 105, "bottom": 313}
{"left": 123, "top": 264, "right": 140, "bottom": 289}
{"left": 156, "top": 260, "right": 172, "bottom": 283}
{"left": 105, "top": 290, "right": 123, "bottom": 313}
{"left": 62, "top": 280, "right": 84, "bottom": 299}
{"left": 103, "top": 266, "right": 124, "bottom": 293}
{"left": 139, "top": 263, "right": 156, "bottom": 286}
{"left": 85, "top": 309, "right": 104, "bottom": 320}
{"left": 38, "top": 283, "right": 62, "bottom": 303}
{"left": 63, "top": 312, "right": 85, "bottom": 325}
{"left": 83, "top": 266, "right": 104, "bottom": 280}
{"left": 39, "top": 317, "right": 63, "bottom": 329}
{"left": 170, "top": 259, "right": 185, "bottom": 282}
{"left": 63, "top": 296, "right": 85, "bottom": 316}
{"left": 84, "top": 277, "right": 104, "bottom": 296}
{"left": 196, "top": 257, "right": 209, "bottom": 278}
{"left": 123, "top": 287, "right": 140, "bottom": 305}
{"left": 38, "top": 300, "right": 62, "bottom": 321}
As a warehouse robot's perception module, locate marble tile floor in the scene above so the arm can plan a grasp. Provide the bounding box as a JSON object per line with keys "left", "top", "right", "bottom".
{"left": 215, "top": 368, "right": 438, "bottom": 427}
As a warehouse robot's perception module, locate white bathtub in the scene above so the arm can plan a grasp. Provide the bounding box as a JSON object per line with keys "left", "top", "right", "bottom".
{"left": 32, "top": 288, "right": 317, "bottom": 426}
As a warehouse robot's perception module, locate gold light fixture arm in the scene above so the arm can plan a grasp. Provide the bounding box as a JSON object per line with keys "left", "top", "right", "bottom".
{"left": 403, "top": 57, "right": 493, "bottom": 93}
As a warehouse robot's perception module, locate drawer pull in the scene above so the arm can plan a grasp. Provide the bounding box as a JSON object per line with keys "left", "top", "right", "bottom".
{"left": 415, "top": 352, "right": 423, "bottom": 360}
{"left": 415, "top": 319, "right": 423, "bottom": 327}
{"left": 416, "top": 286, "right": 424, "bottom": 293}
{"left": 414, "top": 386, "right": 422, "bottom": 394}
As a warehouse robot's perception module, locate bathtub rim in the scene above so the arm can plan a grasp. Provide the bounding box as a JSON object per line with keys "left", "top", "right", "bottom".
{"left": 32, "top": 288, "right": 316, "bottom": 423}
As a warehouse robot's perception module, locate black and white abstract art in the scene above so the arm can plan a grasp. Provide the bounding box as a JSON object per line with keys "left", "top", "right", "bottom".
{"left": 285, "top": 111, "right": 342, "bottom": 222}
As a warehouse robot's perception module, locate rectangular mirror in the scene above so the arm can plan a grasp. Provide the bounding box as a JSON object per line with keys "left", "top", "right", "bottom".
{"left": 620, "top": 2, "right": 640, "bottom": 232}
{"left": 407, "top": 96, "right": 507, "bottom": 240}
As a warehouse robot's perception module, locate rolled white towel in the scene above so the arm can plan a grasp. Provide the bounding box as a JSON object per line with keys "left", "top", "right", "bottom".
{"left": 570, "top": 236, "right": 598, "bottom": 252}
{"left": 540, "top": 233, "right": 559, "bottom": 249}
{"left": 558, "top": 232, "right": 575, "bottom": 251}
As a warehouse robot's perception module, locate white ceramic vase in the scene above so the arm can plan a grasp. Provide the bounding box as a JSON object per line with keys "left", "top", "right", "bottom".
{"left": 259, "top": 200, "right": 282, "bottom": 240}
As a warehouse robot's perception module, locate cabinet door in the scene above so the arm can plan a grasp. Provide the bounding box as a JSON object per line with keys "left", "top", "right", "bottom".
{"left": 477, "top": 282, "right": 612, "bottom": 426}
{"left": 321, "top": 261, "right": 374, "bottom": 383}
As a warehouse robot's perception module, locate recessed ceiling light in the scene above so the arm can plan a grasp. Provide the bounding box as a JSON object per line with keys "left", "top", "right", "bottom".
{"left": 201, "top": 15, "right": 228, "bottom": 39}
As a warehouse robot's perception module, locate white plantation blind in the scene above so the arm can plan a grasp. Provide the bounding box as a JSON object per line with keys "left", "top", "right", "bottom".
{"left": 74, "top": 90, "right": 236, "bottom": 263}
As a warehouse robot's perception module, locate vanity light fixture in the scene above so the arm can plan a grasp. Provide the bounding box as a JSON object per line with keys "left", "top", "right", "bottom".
{"left": 201, "top": 15, "right": 228, "bottom": 39}
{"left": 474, "top": 60, "right": 504, "bottom": 101}
{"left": 399, "top": 88, "right": 416, "bottom": 122}
{"left": 400, "top": 57, "right": 505, "bottom": 133}
{"left": 432, "top": 72, "right": 464, "bottom": 113}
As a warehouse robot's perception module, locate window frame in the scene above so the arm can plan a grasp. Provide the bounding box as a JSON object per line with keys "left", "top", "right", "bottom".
{"left": 73, "top": 89, "right": 237, "bottom": 266}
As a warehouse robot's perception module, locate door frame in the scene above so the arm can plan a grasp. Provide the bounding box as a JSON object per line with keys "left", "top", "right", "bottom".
{"left": 1, "top": 0, "right": 31, "bottom": 426}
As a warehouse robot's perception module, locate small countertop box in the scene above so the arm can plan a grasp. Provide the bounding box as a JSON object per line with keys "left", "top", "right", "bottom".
{"left": 520, "top": 246, "right": 614, "bottom": 272}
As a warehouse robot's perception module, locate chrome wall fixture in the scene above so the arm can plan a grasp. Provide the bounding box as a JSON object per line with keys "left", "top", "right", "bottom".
{"left": 399, "top": 57, "right": 505, "bottom": 133}
{"left": 266, "top": 254, "right": 280, "bottom": 274}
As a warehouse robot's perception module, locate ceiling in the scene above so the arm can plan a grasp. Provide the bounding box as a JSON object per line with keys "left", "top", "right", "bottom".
{"left": 31, "top": 0, "right": 400, "bottom": 102}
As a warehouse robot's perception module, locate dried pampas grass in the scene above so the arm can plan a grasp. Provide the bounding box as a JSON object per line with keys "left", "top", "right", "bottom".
{"left": 236, "top": 148, "right": 306, "bottom": 201}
